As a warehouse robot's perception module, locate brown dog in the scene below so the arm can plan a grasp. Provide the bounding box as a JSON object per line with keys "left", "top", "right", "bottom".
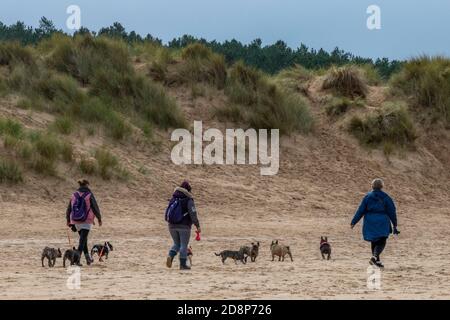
{"left": 187, "top": 246, "right": 193, "bottom": 266}
{"left": 320, "top": 236, "right": 331, "bottom": 260}
{"left": 240, "top": 242, "right": 260, "bottom": 262}
{"left": 41, "top": 247, "right": 62, "bottom": 267}
{"left": 270, "top": 240, "right": 293, "bottom": 262}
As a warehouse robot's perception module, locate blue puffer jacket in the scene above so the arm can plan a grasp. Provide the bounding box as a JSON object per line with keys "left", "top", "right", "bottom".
{"left": 351, "top": 190, "right": 397, "bottom": 241}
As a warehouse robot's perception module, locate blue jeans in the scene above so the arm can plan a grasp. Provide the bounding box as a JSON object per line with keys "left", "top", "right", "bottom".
{"left": 168, "top": 227, "right": 191, "bottom": 259}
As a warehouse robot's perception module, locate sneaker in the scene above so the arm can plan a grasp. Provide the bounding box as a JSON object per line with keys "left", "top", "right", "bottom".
{"left": 166, "top": 256, "right": 174, "bottom": 268}
{"left": 375, "top": 261, "right": 384, "bottom": 268}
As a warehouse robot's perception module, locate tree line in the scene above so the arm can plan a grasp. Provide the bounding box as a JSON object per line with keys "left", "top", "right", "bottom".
{"left": 0, "top": 17, "right": 403, "bottom": 78}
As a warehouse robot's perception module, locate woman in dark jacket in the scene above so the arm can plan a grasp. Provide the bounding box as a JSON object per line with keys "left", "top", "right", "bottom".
{"left": 66, "top": 179, "right": 102, "bottom": 266}
{"left": 351, "top": 179, "right": 399, "bottom": 268}
{"left": 166, "top": 181, "right": 201, "bottom": 270}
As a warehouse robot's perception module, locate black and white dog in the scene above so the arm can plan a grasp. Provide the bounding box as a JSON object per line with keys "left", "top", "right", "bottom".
{"left": 91, "top": 242, "right": 113, "bottom": 261}
{"left": 320, "top": 236, "right": 332, "bottom": 260}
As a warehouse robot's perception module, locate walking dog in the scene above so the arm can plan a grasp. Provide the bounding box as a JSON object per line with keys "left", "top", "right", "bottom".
{"left": 320, "top": 236, "right": 331, "bottom": 260}
{"left": 240, "top": 242, "right": 260, "bottom": 262}
{"left": 215, "top": 249, "right": 247, "bottom": 264}
{"left": 91, "top": 242, "right": 113, "bottom": 262}
{"left": 187, "top": 246, "right": 193, "bottom": 266}
{"left": 63, "top": 247, "right": 82, "bottom": 267}
{"left": 270, "top": 240, "right": 293, "bottom": 262}
{"left": 41, "top": 247, "right": 62, "bottom": 267}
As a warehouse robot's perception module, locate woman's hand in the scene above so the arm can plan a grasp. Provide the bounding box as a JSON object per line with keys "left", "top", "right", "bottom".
{"left": 350, "top": 224, "right": 355, "bottom": 229}
{"left": 98, "top": 220, "right": 103, "bottom": 227}
{"left": 196, "top": 226, "right": 201, "bottom": 233}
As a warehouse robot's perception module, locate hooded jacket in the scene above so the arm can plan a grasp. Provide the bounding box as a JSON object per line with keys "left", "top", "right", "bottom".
{"left": 168, "top": 187, "right": 200, "bottom": 229}
{"left": 351, "top": 189, "right": 397, "bottom": 241}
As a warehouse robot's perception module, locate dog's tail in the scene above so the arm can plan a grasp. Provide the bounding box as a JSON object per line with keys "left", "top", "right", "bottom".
{"left": 214, "top": 252, "right": 222, "bottom": 256}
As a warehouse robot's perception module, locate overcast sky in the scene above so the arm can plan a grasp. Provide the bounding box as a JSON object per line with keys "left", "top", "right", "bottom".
{"left": 1, "top": 0, "right": 449, "bottom": 60}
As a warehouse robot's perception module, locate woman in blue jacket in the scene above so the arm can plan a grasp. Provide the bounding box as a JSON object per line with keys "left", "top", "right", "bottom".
{"left": 351, "top": 179, "right": 400, "bottom": 268}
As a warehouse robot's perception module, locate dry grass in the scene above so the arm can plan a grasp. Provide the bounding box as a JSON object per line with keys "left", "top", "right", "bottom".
{"left": 348, "top": 101, "right": 416, "bottom": 148}
{"left": 274, "top": 64, "right": 312, "bottom": 95}
{"left": 0, "top": 158, "right": 23, "bottom": 183}
{"left": 322, "top": 65, "right": 368, "bottom": 98}
{"left": 164, "top": 43, "right": 227, "bottom": 89}
{"left": 218, "top": 61, "right": 313, "bottom": 134}
{"left": 390, "top": 56, "right": 450, "bottom": 124}
{"left": 325, "top": 97, "right": 364, "bottom": 117}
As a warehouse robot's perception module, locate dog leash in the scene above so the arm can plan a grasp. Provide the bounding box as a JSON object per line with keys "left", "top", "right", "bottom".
{"left": 66, "top": 229, "right": 72, "bottom": 247}
{"left": 98, "top": 245, "right": 105, "bottom": 262}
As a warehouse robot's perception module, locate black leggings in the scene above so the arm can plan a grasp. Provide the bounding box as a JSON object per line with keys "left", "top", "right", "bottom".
{"left": 77, "top": 229, "right": 90, "bottom": 256}
{"left": 371, "top": 237, "right": 387, "bottom": 261}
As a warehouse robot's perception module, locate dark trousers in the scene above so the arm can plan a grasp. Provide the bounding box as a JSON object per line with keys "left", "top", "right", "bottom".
{"left": 371, "top": 237, "right": 387, "bottom": 261}
{"left": 78, "top": 229, "right": 90, "bottom": 257}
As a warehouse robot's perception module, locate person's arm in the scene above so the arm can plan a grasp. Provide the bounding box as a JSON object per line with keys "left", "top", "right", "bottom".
{"left": 90, "top": 193, "right": 102, "bottom": 224}
{"left": 66, "top": 200, "right": 72, "bottom": 225}
{"left": 351, "top": 195, "right": 368, "bottom": 227}
{"left": 385, "top": 195, "right": 398, "bottom": 229}
{"left": 187, "top": 199, "right": 200, "bottom": 230}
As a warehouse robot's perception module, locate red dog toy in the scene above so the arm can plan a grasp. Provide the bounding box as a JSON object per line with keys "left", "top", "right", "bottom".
{"left": 195, "top": 230, "right": 201, "bottom": 241}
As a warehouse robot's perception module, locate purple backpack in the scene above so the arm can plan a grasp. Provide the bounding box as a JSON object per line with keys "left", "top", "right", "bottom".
{"left": 165, "top": 198, "right": 188, "bottom": 224}
{"left": 71, "top": 192, "right": 91, "bottom": 222}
